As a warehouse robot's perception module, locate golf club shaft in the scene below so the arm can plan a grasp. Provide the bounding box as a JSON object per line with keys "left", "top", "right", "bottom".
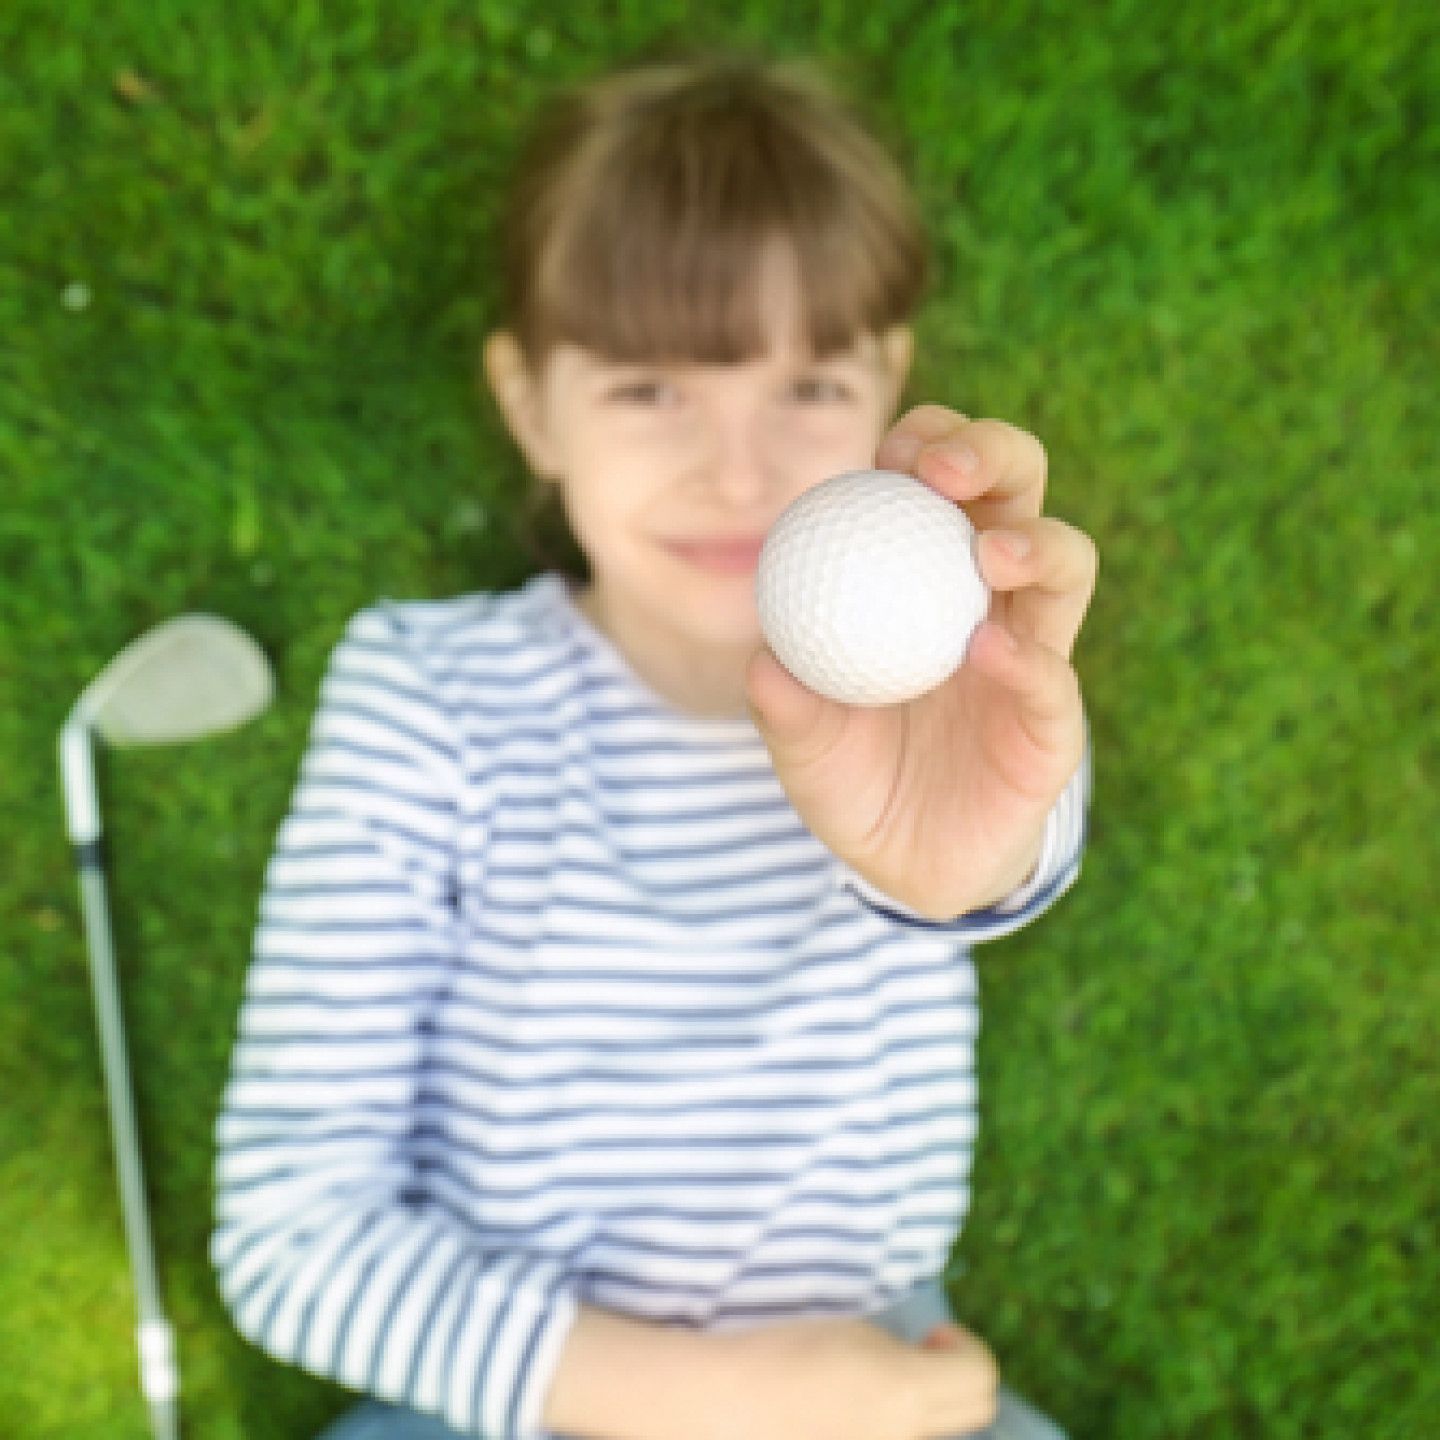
{"left": 75, "top": 854, "right": 180, "bottom": 1437}
{"left": 57, "top": 617, "right": 274, "bottom": 1438}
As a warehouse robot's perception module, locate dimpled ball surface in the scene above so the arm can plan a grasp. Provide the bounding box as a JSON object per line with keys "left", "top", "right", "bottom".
{"left": 756, "top": 468, "right": 990, "bottom": 706}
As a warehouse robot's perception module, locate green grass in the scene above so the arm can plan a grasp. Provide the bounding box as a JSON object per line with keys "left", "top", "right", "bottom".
{"left": 3, "top": 1, "right": 1436, "bottom": 1436}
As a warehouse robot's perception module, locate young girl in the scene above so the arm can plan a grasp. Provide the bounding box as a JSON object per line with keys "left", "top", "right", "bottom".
{"left": 212, "top": 43, "right": 1095, "bottom": 1440}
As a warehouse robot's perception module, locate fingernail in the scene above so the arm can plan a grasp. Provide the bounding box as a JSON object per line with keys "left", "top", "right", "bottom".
{"left": 927, "top": 444, "right": 979, "bottom": 479}
{"left": 990, "top": 529, "right": 1031, "bottom": 561}
{"left": 947, "top": 445, "right": 981, "bottom": 476}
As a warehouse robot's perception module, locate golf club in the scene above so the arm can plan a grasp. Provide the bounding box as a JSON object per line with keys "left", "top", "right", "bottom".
{"left": 59, "top": 614, "right": 274, "bottom": 1440}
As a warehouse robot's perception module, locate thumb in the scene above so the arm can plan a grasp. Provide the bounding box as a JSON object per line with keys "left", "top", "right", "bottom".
{"left": 920, "top": 1323, "right": 965, "bottom": 1352}
{"left": 909, "top": 1330, "right": 1002, "bottom": 1436}
{"left": 744, "top": 645, "right": 831, "bottom": 741}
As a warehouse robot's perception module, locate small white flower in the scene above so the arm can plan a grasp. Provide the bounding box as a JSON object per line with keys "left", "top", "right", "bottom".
{"left": 451, "top": 499, "right": 488, "bottom": 533}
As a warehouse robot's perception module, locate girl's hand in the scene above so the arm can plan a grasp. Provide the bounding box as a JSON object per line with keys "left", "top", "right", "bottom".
{"left": 713, "top": 1313, "right": 998, "bottom": 1440}
{"left": 745, "top": 407, "right": 1097, "bottom": 921}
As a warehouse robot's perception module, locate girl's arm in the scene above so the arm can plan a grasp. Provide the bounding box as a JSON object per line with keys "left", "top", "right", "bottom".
{"left": 212, "top": 604, "right": 575, "bottom": 1438}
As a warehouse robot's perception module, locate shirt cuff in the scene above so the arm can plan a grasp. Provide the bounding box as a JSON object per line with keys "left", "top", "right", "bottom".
{"left": 510, "top": 1284, "right": 581, "bottom": 1440}
{"left": 831, "top": 806, "right": 1056, "bottom": 930}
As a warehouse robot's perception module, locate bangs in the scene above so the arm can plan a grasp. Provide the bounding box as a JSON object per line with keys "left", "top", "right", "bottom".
{"left": 510, "top": 61, "right": 928, "bottom": 369}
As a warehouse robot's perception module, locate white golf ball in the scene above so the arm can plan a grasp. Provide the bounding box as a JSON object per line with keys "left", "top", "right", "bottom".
{"left": 756, "top": 468, "right": 990, "bottom": 706}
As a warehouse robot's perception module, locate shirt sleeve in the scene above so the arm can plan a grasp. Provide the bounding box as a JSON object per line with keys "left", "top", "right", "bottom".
{"left": 832, "top": 721, "right": 1092, "bottom": 942}
{"left": 210, "top": 602, "right": 578, "bottom": 1440}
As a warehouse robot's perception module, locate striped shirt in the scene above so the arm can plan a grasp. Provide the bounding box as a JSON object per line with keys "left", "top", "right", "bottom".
{"left": 211, "top": 570, "right": 1089, "bottom": 1439}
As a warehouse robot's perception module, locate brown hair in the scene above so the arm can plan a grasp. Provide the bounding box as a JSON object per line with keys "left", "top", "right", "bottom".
{"left": 488, "top": 39, "right": 932, "bottom": 574}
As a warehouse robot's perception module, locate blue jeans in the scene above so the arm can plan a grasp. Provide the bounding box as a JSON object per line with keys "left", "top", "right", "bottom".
{"left": 316, "top": 1278, "right": 1066, "bottom": 1439}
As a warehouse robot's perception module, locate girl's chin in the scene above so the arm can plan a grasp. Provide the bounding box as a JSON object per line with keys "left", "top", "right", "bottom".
{"left": 686, "top": 597, "right": 763, "bottom": 648}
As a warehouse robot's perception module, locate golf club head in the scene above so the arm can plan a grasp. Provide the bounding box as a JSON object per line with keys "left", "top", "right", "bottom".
{"left": 60, "top": 614, "right": 275, "bottom": 848}
{"left": 73, "top": 613, "right": 274, "bottom": 746}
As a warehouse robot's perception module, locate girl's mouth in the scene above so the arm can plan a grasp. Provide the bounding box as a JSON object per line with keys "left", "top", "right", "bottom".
{"left": 662, "top": 538, "right": 767, "bottom": 575}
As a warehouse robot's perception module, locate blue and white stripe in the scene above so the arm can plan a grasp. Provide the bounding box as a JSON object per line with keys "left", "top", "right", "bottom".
{"left": 212, "top": 571, "right": 1088, "bottom": 1439}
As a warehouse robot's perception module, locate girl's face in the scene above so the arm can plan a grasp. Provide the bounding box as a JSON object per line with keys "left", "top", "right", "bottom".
{"left": 484, "top": 241, "right": 914, "bottom": 717}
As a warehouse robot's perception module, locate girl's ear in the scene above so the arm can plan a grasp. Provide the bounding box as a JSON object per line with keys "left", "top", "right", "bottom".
{"left": 482, "top": 330, "right": 561, "bottom": 482}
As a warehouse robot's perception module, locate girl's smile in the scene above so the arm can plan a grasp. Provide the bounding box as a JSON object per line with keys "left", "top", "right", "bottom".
{"left": 660, "top": 534, "right": 769, "bottom": 575}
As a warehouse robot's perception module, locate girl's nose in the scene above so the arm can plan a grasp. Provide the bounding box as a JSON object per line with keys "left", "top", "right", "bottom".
{"left": 707, "top": 464, "right": 773, "bottom": 507}
{"left": 699, "top": 425, "right": 782, "bottom": 507}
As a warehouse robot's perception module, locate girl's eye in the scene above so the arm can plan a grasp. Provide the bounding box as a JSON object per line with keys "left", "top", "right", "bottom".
{"left": 610, "top": 381, "right": 675, "bottom": 405}
{"left": 794, "top": 377, "right": 851, "bottom": 402}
